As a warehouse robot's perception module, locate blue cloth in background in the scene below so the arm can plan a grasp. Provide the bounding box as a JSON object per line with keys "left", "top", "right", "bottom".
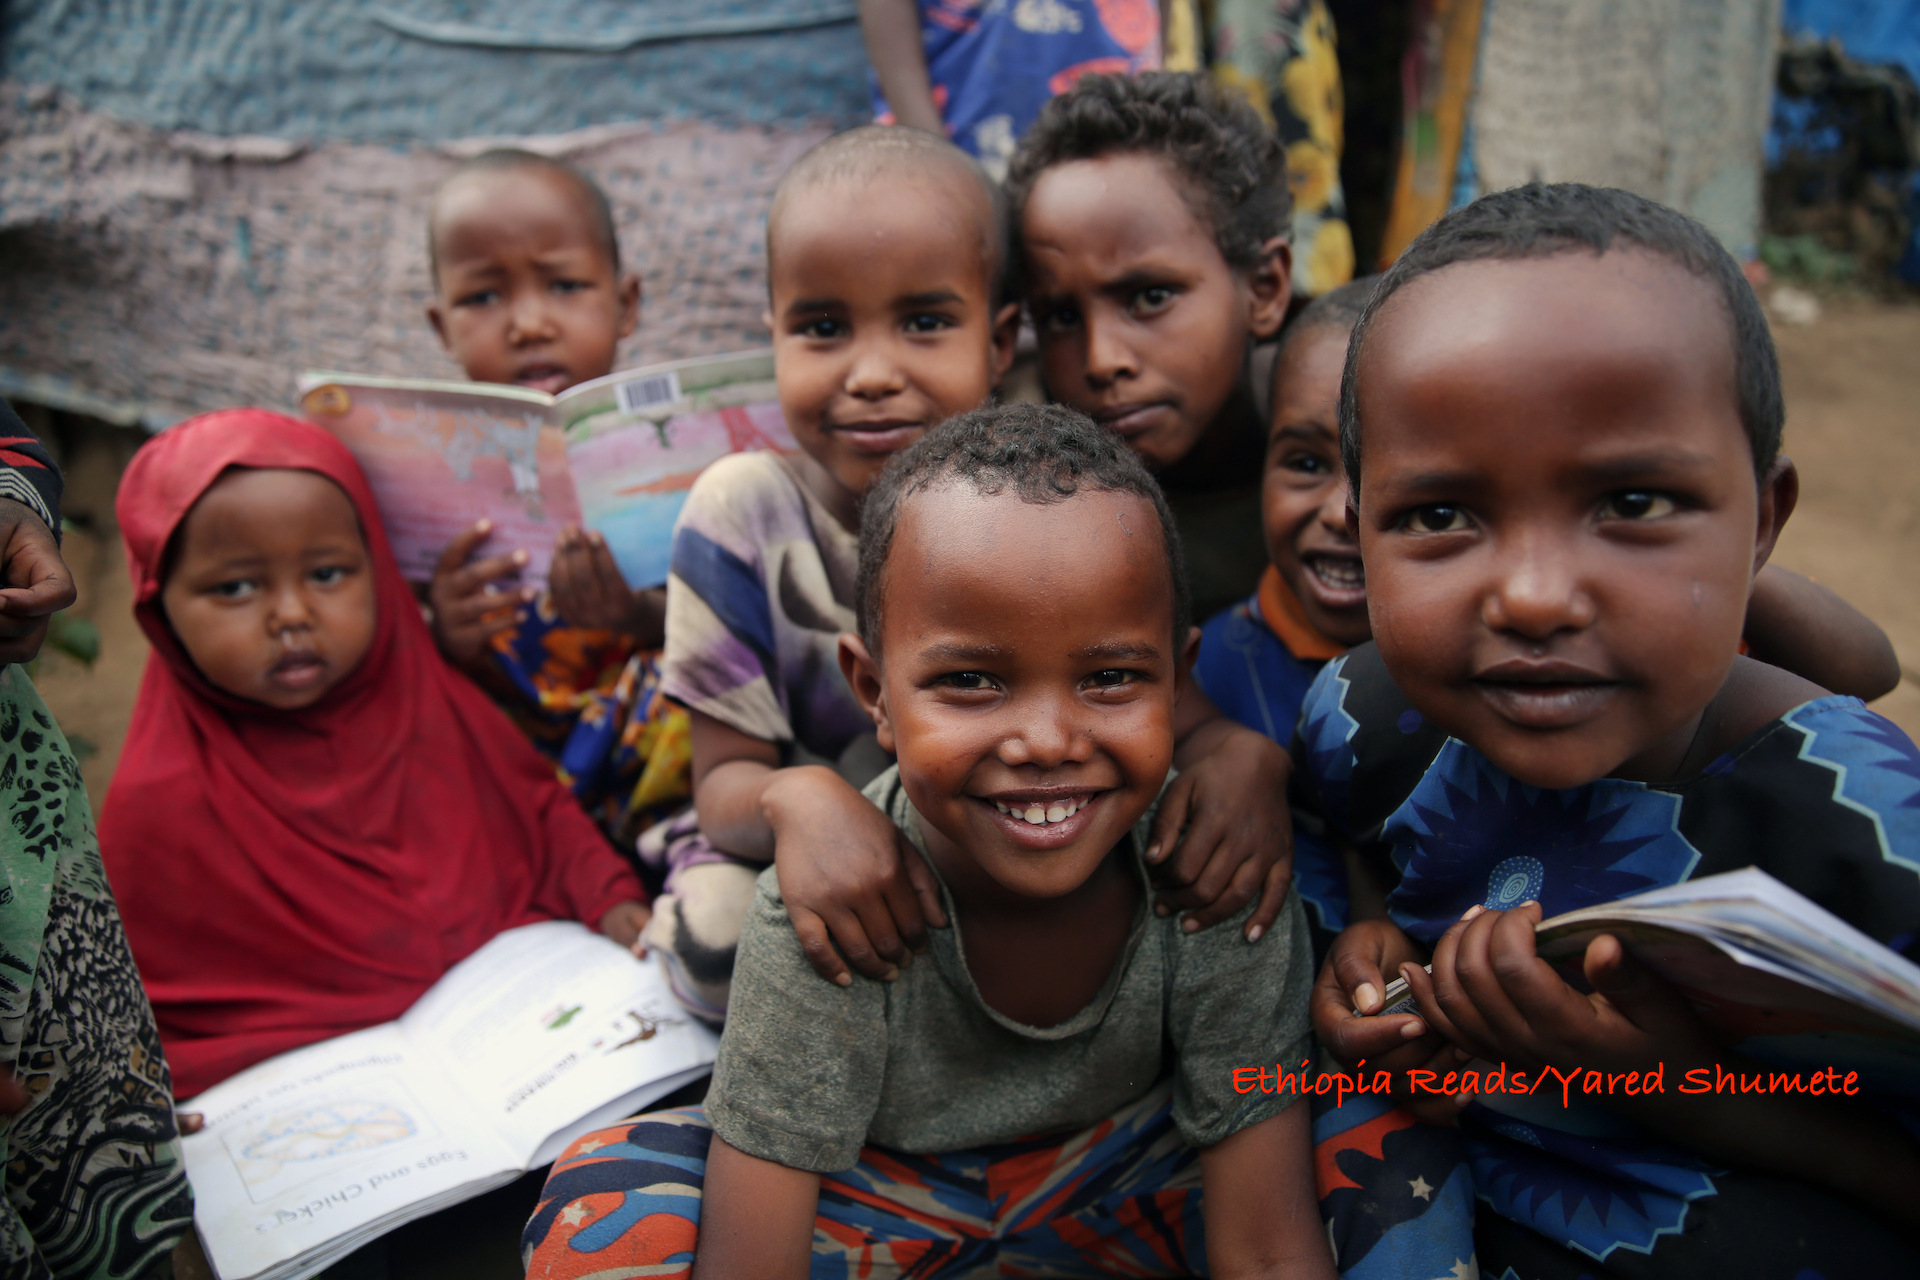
{"left": 0, "top": 0, "right": 870, "bottom": 141}
{"left": 1777, "top": 0, "right": 1920, "bottom": 282}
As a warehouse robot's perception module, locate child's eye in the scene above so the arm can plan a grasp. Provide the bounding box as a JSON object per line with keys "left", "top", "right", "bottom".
{"left": 1599, "top": 490, "right": 1677, "bottom": 521}
{"left": 1278, "top": 452, "right": 1331, "bottom": 477}
{"left": 212, "top": 578, "right": 259, "bottom": 600}
{"left": 1129, "top": 286, "right": 1176, "bottom": 314}
{"left": 1085, "top": 669, "right": 1138, "bottom": 690}
{"left": 935, "top": 671, "right": 996, "bottom": 691}
{"left": 549, "top": 278, "right": 590, "bottom": 295}
{"left": 1402, "top": 504, "right": 1471, "bottom": 534}
{"left": 798, "top": 317, "right": 848, "bottom": 341}
{"left": 1034, "top": 305, "right": 1081, "bottom": 335}
{"left": 310, "top": 565, "right": 351, "bottom": 586}
{"left": 902, "top": 312, "right": 954, "bottom": 334}
{"left": 456, "top": 289, "right": 499, "bottom": 308}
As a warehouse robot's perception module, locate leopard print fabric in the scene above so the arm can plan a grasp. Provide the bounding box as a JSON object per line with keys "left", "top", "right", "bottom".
{"left": 0, "top": 668, "right": 190, "bottom": 1280}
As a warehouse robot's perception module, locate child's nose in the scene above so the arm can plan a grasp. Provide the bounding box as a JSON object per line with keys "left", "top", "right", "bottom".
{"left": 1483, "top": 534, "right": 1597, "bottom": 638}
{"left": 1082, "top": 310, "right": 1139, "bottom": 386}
{"left": 506, "top": 290, "right": 559, "bottom": 344}
{"left": 844, "top": 345, "right": 909, "bottom": 400}
{"left": 997, "top": 690, "right": 1092, "bottom": 768}
{"left": 1316, "top": 481, "right": 1352, "bottom": 535}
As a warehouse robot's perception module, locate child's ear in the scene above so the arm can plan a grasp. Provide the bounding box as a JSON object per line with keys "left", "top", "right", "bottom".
{"left": 1176, "top": 624, "right": 1202, "bottom": 691}
{"left": 616, "top": 271, "right": 642, "bottom": 339}
{"left": 838, "top": 632, "right": 895, "bottom": 753}
{"left": 989, "top": 302, "right": 1021, "bottom": 385}
{"left": 1752, "top": 455, "right": 1800, "bottom": 575}
{"left": 1246, "top": 235, "right": 1294, "bottom": 341}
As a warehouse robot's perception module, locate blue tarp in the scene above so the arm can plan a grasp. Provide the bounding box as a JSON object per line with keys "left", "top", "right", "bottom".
{"left": 1778, "top": 0, "right": 1920, "bottom": 281}
{"left": 0, "top": 0, "right": 871, "bottom": 141}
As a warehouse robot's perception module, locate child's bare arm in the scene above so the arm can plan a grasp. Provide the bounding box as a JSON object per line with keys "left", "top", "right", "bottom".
{"left": 1198, "top": 1105, "right": 1339, "bottom": 1280}
{"left": 691, "top": 711, "right": 942, "bottom": 984}
{"left": 1147, "top": 680, "right": 1295, "bottom": 940}
{"left": 690, "top": 1136, "right": 820, "bottom": 1280}
{"left": 1311, "top": 918, "right": 1473, "bottom": 1124}
{"left": 1744, "top": 565, "right": 1900, "bottom": 701}
{"left": 857, "top": 0, "right": 943, "bottom": 134}
{"left": 1408, "top": 904, "right": 1920, "bottom": 1240}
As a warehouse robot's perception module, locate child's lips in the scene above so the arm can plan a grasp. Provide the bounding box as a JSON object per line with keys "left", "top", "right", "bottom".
{"left": 1472, "top": 661, "right": 1621, "bottom": 729}
{"left": 268, "top": 651, "right": 329, "bottom": 691}
{"left": 1093, "top": 402, "right": 1172, "bottom": 439}
{"left": 977, "top": 791, "right": 1103, "bottom": 850}
{"left": 513, "top": 365, "right": 572, "bottom": 395}
{"left": 1301, "top": 553, "right": 1366, "bottom": 607}
{"left": 831, "top": 421, "right": 923, "bottom": 454}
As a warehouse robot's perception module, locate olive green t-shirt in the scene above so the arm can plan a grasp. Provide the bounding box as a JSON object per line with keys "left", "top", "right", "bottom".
{"left": 704, "top": 767, "right": 1316, "bottom": 1173}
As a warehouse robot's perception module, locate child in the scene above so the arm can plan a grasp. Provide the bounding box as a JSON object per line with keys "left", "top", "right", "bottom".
{"left": 859, "top": 0, "right": 1163, "bottom": 179}
{"left": 1304, "top": 184, "right": 1920, "bottom": 1273}
{"left": 98, "top": 410, "right": 651, "bottom": 1099}
{"left": 421, "top": 148, "right": 682, "bottom": 840}
{"left": 1005, "top": 71, "right": 1293, "bottom": 622}
{"left": 646, "top": 126, "right": 1294, "bottom": 1022}
{"left": 1198, "top": 273, "right": 1901, "bottom": 948}
{"left": 525, "top": 405, "right": 1336, "bottom": 1279}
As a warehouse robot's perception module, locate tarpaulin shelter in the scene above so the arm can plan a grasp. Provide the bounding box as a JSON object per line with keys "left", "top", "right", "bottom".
{"left": 0, "top": 1, "right": 872, "bottom": 427}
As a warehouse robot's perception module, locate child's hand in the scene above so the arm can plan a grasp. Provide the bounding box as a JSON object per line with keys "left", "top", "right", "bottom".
{"left": 1148, "top": 726, "right": 1293, "bottom": 940}
{"left": 549, "top": 526, "right": 666, "bottom": 644}
{"left": 767, "top": 766, "right": 947, "bottom": 987}
{"left": 429, "top": 520, "right": 533, "bottom": 667}
{"left": 1403, "top": 902, "right": 1715, "bottom": 1078}
{"left": 0, "top": 501, "right": 75, "bottom": 666}
{"left": 1312, "top": 918, "right": 1468, "bottom": 1123}
{"left": 598, "top": 899, "right": 653, "bottom": 958}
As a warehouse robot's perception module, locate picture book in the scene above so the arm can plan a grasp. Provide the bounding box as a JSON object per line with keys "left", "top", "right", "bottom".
{"left": 298, "top": 349, "right": 792, "bottom": 590}
{"left": 1370, "top": 867, "right": 1920, "bottom": 1093}
{"left": 182, "top": 921, "right": 719, "bottom": 1280}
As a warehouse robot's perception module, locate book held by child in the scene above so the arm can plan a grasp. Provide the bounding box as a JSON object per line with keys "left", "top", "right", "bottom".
{"left": 182, "top": 921, "right": 718, "bottom": 1280}
{"left": 298, "top": 349, "right": 791, "bottom": 591}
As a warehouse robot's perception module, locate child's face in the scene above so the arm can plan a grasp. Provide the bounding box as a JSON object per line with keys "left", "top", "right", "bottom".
{"left": 842, "top": 484, "right": 1184, "bottom": 901}
{"left": 427, "top": 166, "right": 639, "bottom": 394}
{"left": 1353, "top": 250, "right": 1789, "bottom": 789}
{"left": 767, "top": 175, "right": 1018, "bottom": 515}
{"left": 1022, "top": 153, "right": 1290, "bottom": 471}
{"left": 1264, "top": 325, "right": 1368, "bottom": 645}
{"left": 161, "top": 469, "right": 377, "bottom": 710}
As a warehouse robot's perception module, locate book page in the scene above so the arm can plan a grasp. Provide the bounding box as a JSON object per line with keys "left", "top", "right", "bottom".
{"left": 182, "top": 1025, "right": 521, "bottom": 1280}
{"left": 560, "top": 351, "right": 792, "bottom": 589}
{"left": 400, "top": 921, "right": 719, "bottom": 1163}
{"left": 298, "top": 375, "right": 580, "bottom": 586}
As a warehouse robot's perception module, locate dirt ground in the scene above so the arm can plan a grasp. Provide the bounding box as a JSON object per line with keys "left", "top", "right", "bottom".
{"left": 28, "top": 296, "right": 1920, "bottom": 809}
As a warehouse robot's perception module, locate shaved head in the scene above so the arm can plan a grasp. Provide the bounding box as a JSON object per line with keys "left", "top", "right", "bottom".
{"left": 769, "top": 126, "right": 1007, "bottom": 298}
{"left": 428, "top": 149, "right": 619, "bottom": 284}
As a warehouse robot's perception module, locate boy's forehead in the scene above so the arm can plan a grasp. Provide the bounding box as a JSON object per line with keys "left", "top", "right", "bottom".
{"left": 431, "top": 165, "right": 608, "bottom": 260}
{"left": 768, "top": 168, "right": 995, "bottom": 296}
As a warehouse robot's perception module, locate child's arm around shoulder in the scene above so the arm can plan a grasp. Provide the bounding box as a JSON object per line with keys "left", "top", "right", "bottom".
{"left": 1745, "top": 565, "right": 1901, "bottom": 701}
{"left": 1200, "top": 1106, "right": 1339, "bottom": 1280}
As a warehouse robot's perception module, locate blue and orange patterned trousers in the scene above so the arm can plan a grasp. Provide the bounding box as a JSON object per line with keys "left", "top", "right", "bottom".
{"left": 523, "top": 1086, "right": 1475, "bottom": 1279}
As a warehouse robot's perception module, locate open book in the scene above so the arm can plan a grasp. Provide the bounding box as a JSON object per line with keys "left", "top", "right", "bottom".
{"left": 182, "top": 921, "right": 719, "bottom": 1280}
{"left": 1373, "top": 868, "right": 1920, "bottom": 1090}
{"left": 298, "top": 349, "right": 792, "bottom": 591}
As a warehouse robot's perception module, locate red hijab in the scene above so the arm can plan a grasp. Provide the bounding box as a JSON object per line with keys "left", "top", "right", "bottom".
{"left": 101, "top": 410, "right": 642, "bottom": 1099}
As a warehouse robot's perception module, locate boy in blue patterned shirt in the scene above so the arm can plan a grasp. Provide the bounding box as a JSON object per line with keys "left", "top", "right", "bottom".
{"left": 1303, "top": 184, "right": 1920, "bottom": 1276}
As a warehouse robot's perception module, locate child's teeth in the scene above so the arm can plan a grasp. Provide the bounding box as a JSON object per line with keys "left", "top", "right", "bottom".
{"left": 1046, "top": 804, "right": 1068, "bottom": 822}
{"left": 1024, "top": 806, "right": 1046, "bottom": 823}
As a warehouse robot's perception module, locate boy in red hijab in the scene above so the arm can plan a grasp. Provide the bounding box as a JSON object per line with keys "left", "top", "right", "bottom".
{"left": 100, "top": 409, "right": 650, "bottom": 1101}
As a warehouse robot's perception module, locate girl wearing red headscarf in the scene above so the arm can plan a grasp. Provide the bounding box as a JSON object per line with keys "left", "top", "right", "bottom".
{"left": 100, "top": 409, "right": 650, "bottom": 1101}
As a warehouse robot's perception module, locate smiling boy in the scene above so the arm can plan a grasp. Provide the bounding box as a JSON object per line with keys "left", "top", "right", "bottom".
{"left": 1305, "top": 184, "right": 1920, "bottom": 1274}
{"left": 526, "top": 406, "right": 1332, "bottom": 1280}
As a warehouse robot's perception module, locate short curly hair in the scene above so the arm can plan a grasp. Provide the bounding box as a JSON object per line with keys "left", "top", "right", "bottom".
{"left": 1005, "top": 72, "right": 1293, "bottom": 275}
{"left": 1338, "top": 183, "right": 1781, "bottom": 490}
{"left": 856, "top": 402, "right": 1190, "bottom": 654}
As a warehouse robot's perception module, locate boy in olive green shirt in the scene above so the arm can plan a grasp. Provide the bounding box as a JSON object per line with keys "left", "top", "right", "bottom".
{"left": 525, "top": 406, "right": 1330, "bottom": 1279}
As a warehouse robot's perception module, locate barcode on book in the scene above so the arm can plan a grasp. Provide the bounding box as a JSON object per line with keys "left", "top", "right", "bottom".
{"left": 616, "top": 371, "right": 682, "bottom": 414}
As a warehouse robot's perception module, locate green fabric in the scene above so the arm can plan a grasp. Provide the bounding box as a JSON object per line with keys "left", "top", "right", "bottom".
{"left": 706, "top": 766, "right": 1315, "bottom": 1173}
{"left": 0, "top": 667, "right": 191, "bottom": 1280}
